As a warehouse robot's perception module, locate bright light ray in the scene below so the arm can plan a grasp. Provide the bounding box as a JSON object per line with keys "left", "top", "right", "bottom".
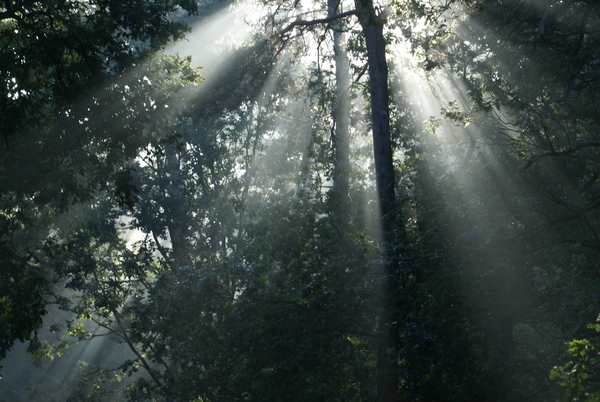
{"left": 1, "top": 304, "right": 140, "bottom": 401}
{"left": 164, "top": 0, "right": 262, "bottom": 79}
{"left": 388, "top": 9, "right": 584, "bottom": 367}
{"left": 390, "top": 39, "right": 471, "bottom": 168}
{"left": 0, "top": 3, "right": 278, "bottom": 399}
{"left": 389, "top": 33, "right": 519, "bottom": 261}
{"left": 247, "top": 53, "right": 317, "bottom": 195}
{"left": 10, "top": 0, "right": 574, "bottom": 398}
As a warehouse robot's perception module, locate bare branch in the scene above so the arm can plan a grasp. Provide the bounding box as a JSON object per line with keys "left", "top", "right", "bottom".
{"left": 279, "top": 10, "right": 360, "bottom": 36}
{"left": 521, "top": 142, "right": 600, "bottom": 171}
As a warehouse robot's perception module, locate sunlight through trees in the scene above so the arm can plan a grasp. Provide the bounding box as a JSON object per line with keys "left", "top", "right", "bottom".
{"left": 2, "top": 0, "right": 600, "bottom": 401}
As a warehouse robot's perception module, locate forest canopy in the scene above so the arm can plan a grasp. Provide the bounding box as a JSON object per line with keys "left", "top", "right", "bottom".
{"left": 1, "top": 0, "right": 600, "bottom": 401}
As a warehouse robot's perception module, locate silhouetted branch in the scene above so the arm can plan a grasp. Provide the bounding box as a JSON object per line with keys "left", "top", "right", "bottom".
{"left": 547, "top": 197, "right": 600, "bottom": 225}
{"left": 279, "top": 10, "right": 359, "bottom": 35}
{"left": 522, "top": 142, "right": 600, "bottom": 170}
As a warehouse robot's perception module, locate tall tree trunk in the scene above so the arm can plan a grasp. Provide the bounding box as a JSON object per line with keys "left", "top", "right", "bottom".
{"left": 354, "top": 2, "right": 401, "bottom": 402}
{"left": 328, "top": 0, "right": 351, "bottom": 229}
{"left": 165, "top": 149, "right": 190, "bottom": 266}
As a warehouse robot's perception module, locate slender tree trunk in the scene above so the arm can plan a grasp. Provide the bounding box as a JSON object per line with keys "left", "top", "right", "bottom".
{"left": 165, "top": 149, "right": 189, "bottom": 266}
{"left": 279, "top": 4, "right": 402, "bottom": 399}
{"left": 355, "top": 4, "right": 395, "bottom": 215}
{"left": 354, "top": 2, "right": 401, "bottom": 402}
{"left": 328, "top": 0, "right": 351, "bottom": 229}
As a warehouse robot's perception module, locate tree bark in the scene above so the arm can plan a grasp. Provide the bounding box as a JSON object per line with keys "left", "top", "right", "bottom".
{"left": 279, "top": 4, "right": 402, "bottom": 399}
{"left": 328, "top": 0, "right": 351, "bottom": 229}
{"left": 165, "top": 149, "right": 190, "bottom": 266}
{"left": 354, "top": 2, "right": 400, "bottom": 402}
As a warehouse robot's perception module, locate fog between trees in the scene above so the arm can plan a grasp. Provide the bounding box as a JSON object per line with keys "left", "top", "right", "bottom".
{"left": 2, "top": 0, "right": 600, "bottom": 401}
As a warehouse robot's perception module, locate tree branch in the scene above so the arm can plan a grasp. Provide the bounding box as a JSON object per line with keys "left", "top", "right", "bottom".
{"left": 152, "top": 231, "right": 169, "bottom": 261}
{"left": 547, "top": 197, "right": 600, "bottom": 226}
{"left": 279, "top": 10, "right": 360, "bottom": 36}
{"left": 522, "top": 142, "right": 600, "bottom": 171}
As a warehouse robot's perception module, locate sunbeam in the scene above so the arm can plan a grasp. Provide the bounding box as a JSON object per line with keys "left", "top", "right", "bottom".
{"left": 165, "top": 0, "right": 262, "bottom": 76}
{"left": 3, "top": 0, "right": 600, "bottom": 400}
